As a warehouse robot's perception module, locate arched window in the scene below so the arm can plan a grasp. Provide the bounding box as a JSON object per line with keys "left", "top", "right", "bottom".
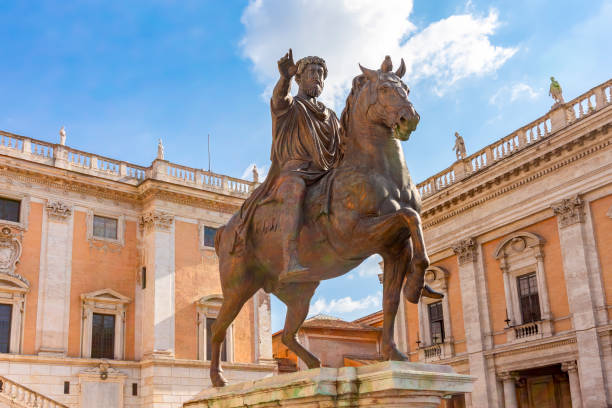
{"left": 417, "top": 266, "right": 454, "bottom": 361}
{"left": 494, "top": 232, "right": 552, "bottom": 342}
{"left": 196, "top": 294, "right": 233, "bottom": 362}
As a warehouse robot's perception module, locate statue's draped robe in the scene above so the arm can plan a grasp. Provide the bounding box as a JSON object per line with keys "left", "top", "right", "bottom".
{"left": 233, "top": 95, "right": 342, "bottom": 252}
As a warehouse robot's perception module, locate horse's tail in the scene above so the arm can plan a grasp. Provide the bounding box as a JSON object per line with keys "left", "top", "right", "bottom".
{"left": 214, "top": 225, "right": 225, "bottom": 256}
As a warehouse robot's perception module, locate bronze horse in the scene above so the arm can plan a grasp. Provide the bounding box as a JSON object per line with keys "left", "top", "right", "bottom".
{"left": 210, "top": 57, "right": 435, "bottom": 387}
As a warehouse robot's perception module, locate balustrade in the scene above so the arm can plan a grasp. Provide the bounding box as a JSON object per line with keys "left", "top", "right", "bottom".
{"left": 0, "top": 375, "right": 68, "bottom": 408}
{"left": 513, "top": 321, "right": 539, "bottom": 339}
{"left": 423, "top": 344, "right": 442, "bottom": 360}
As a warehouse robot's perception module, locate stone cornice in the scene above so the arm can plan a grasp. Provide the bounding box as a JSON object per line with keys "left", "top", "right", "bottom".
{"left": 421, "top": 120, "right": 611, "bottom": 229}
{"left": 0, "top": 159, "right": 243, "bottom": 214}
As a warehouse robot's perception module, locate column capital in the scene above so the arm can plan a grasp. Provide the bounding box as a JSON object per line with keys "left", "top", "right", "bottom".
{"left": 561, "top": 360, "right": 578, "bottom": 373}
{"left": 551, "top": 194, "right": 584, "bottom": 228}
{"left": 498, "top": 371, "right": 519, "bottom": 382}
{"left": 45, "top": 200, "right": 72, "bottom": 221}
{"left": 452, "top": 238, "right": 477, "bottom": 265}
{"left": 139, "top": 210, "right": 174, "bottom": 231}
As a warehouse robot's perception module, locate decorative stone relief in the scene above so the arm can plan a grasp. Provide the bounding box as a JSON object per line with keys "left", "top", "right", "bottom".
{"left": 451, "top": 238, "right": 477, "bottom": 265}
{"left": 45, "top": 200, "right": 72, "bottom": 220}
{"left": 551, "top": 195, "right": 584, "bottom": 227}
{"left": 139, "top": 211, "right": 174, "bottom": 231}
{"left": 0, "top": 227, "right": 28, "bottom": 285}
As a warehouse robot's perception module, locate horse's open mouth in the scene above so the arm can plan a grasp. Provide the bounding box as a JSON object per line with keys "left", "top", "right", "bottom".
{"left": 393, "top": 116, "right": 417, "bottom": 141}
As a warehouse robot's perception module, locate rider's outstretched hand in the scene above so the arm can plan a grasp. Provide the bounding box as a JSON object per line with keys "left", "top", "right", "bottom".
{"left": 278, "top": 49, "right": 297, "bottom": 79}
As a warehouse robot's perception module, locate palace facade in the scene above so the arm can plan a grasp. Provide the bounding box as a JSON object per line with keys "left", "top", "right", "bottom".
{"left": 0, "top": 133, "right": 275, "bottom": 407}
{"left": 272, "top": 78, "right": 612, "bottom": 408}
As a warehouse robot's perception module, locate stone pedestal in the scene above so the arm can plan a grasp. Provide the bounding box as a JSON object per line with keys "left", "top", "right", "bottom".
{"left": 184, "top": 361, "right": 474, "bottom": 408}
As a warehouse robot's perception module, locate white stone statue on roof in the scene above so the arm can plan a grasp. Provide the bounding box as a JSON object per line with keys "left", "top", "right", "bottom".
{"left": 453, "top": 131, "right": 466, "bottom": 160}
{"left": 157, "top": 139, "right": 164, "bottom": 160}
{"left": 59, "top": 126, "right": 66, "bottom": 146}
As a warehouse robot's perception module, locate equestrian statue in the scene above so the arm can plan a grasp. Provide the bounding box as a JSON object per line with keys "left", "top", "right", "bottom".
{"left": 209, "top": 50, "right": 442, "bottom": 387}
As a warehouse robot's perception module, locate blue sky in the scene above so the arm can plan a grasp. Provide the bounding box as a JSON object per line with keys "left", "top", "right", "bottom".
{"left": 1, "top": 1, "right": 610, "bottom": 332}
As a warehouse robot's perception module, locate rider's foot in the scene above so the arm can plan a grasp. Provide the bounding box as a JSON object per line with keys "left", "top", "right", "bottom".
{"left": 278, "top": 258, "right": 309, "bottom": 284}
{"left": 421, "top": 284, "right": 444, "bottom": 299}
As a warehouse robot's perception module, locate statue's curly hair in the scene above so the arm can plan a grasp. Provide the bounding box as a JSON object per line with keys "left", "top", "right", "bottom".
{"left": 295, "top": 56, "right": 328, "bottom": 79}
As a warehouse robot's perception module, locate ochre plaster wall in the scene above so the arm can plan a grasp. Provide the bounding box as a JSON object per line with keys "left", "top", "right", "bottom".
{"left": 68, "top": 211, "right": 138, "bottom": 359}
{"left": 483, "top": 216, "right": 570, "bottom": 346}
{"left": 173, "top": 220, "right": 254, "bottom": 362}
{"left": 589, "top": 194, "right": 612, "bottom": 320}
{"left": 19, "top": 202, "right": 43, "bottom": 354}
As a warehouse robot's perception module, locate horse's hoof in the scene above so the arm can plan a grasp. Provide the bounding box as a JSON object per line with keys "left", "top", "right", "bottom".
{"left": 383, "top": 345, "right": 409, "bottom": 362}
{"left": 422, "top": 284, "right": 444, "bottom": 299}
{"left": 211, "top": 370, "right": 228, "bottom": 388}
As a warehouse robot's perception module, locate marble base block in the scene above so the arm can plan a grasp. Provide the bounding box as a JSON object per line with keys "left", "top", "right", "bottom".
{"left": 184, "top": 361, "right": 474, "bottom": 408}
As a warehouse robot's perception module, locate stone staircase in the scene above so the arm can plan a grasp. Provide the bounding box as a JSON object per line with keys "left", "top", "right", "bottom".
{"left": 0, "top": 375, "right": 67, "bottom": 408}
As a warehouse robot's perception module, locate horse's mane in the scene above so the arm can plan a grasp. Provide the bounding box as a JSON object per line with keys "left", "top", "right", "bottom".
{"left": 339, "top": 74, "right": 368, "bottom": 145}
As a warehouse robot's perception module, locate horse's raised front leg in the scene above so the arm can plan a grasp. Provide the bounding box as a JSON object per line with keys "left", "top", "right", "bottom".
{"left": 381, "top": 249, "right": 411, "bottom": 361}
{"left": 275, "top": 282, "right": 321, "bottom": 369}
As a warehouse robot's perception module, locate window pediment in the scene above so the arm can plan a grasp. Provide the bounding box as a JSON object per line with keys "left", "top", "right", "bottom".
{"left": 81, "top": 289, "right": 131, "bottom": 306}
{"left": 494, "top": 232, "right": 544, "bottom": 261}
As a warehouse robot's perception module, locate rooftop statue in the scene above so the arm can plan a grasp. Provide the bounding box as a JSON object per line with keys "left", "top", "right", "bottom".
{"left": 59, "top": 126, "right": 66, "bottom": 146}
{"left": 453, "top": 131, "right": 466, "bottom": 160}
{"left": 549, "top": 76, "right": 564, "bottom": 108}
{"left": 157, "top": 138, "right": 164, "bottom": 160}
{"left": 208, "top": 51, "right": 441, "bottom": 387}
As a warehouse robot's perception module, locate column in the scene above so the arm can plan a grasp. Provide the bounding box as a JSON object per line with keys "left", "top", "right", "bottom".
{"left": 562, "top": 361, "right": 583, "bottom": 408}
{"left": 253, "top": 289, "right": 274, "bottom": 363}
{"left": 140, "top": 210, "right": 175, "bottom": 358}
{"left": 499, "top": 372, "right": 518, "bottom": 408}
{"left": 552, "top": 195, "right": 607, "bottom": 407}
{"left": 452, "top": 238, "right": 495, "bottom": 407}
{"left": 36, "top": 200, "right": 74, "bottom": 356}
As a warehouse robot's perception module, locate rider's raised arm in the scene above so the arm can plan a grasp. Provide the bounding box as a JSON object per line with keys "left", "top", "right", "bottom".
{"left": 271, "top": 75, "right": 292, "bottom": 113}
{"left": 272, "top": 49, "right": 297, "bottom": 113}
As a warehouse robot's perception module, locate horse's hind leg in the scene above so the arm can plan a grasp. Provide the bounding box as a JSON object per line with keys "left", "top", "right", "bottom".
{"left": 275, "top": 282, "right": 321, "bottom": 369}
{"left": 381, "top": 248, "right": 411, "bottom": 362}
{"left": 209, "top": 270, "right": 259, "bottom": 387}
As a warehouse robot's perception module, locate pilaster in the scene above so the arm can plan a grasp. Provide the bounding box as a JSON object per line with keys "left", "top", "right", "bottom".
{"left": 36, "top": 200, "right": 74, "bottom": 356}
{"left": 499, "top": 371, "right": 519, "bottom": 408}
{"left": 253, "top": 290, "right": 274, "bottom": 363}
{"left": 139, "top": 210, "right": 175, "bottom": 359}
{"left": 452, "top": 237, "right": 495, "bottom": 407}
{"left": 562, "top": 360, "right": 583, "bottom": 408}
{"left": 552, "top": 195, "right": 608, "bottom": 406}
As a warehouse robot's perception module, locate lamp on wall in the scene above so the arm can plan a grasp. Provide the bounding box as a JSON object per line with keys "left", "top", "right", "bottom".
{"left": 504, "top": 309, "right": 512, "bottom": 328}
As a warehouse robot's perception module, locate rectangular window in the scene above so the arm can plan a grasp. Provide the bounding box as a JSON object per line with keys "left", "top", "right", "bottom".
{"left": 203, "top": 226, "right": 217, "bottom": 248}
{"left": 518, "top": 273, "right": 541, "bottom": 323}
{"left": 206, "top": 317, "right": 226, "bottom": 361}
{"left": 91, "top": 313, "right": 115, "bottom": 359}
{"left": 0, "top": 198, "right": 20, "bottom": 223}
{"left": 64, "top": 381, "right": 70, "bottom": 394}
{"left": 93, "top": 215, "right": 118, "bottom": 240}
{"left": 0, "top": 304, "right": 12, "bottom": 353}
{"left": 428, "top": 301, "right": 445, "bottom": 344}
{"left": 132, "top": 383, "right": 138, "bottom": 396}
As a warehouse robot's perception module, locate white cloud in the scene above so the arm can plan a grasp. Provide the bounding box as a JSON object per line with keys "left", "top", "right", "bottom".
{"left": 240, "top": 0, "right": 517, "bottom": 109}
{"left": 241, "top": 162, "right": 269, "bottom": 181}
{"left": 489, "top": 82, "right": 540, "bottom": 106}
{"left": 309, "top": 291, "right": 382, "bottom": 317}
{"left": 355, "top": 254, "right": 383, "bottom": 277}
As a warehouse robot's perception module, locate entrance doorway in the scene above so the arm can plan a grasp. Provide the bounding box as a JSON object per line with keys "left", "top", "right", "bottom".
{"left": 515, "top": 364, "right": 571, "bottom": 408}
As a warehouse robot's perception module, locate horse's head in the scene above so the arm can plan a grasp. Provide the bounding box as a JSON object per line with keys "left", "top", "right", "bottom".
{"left": 344, "top": 56, "right": 419, "bottom": 141}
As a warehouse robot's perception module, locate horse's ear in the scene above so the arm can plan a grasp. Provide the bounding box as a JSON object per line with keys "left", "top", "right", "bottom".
{"left": 395, "top": 58, "right": 406, "bottom": 79}
{"left": 359, "top": 64, "right": 378, "bottom": 82}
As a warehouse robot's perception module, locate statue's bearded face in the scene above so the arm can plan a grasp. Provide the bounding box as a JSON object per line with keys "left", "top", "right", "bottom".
{"left": 296, "top": 63, "right": 325, "bottom": 98}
